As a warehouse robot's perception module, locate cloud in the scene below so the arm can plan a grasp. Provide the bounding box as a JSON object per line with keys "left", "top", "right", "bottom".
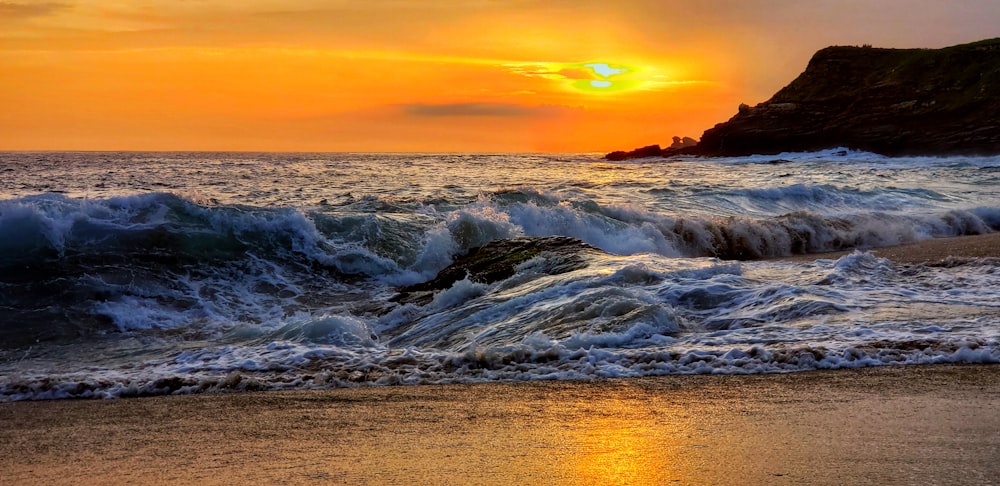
{"left": 0, "top": 2, "right": 67, "bottom": 20}
{"left": 403, "top": 103, "right": 572, "bottom": 118}
{"left": 508, "top": 63, "right": 612, "bottom": 81}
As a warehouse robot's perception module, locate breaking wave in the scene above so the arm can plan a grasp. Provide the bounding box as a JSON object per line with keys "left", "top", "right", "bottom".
{"left": 2, "top": 150, "right": 999, "bottom": 401}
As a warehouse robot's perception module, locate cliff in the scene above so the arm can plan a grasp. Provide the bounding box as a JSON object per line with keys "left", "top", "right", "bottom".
{"left": 606, "top": 38, "right": 1000, "bottom": 159}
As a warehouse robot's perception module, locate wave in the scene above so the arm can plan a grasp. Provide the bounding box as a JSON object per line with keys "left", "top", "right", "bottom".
{"left": 722, "top": 183, "right": 953, "bottom": 214}
{"left": 480, "top": 187, "right": 998, "bottom": 257}
{"left": 478, "top": 188, "right": 998, "bottom": 259}
{"left": 7, "top": 246, "right": 1000, "bottom": 400}
{"left": 2, "top": 191, "right": 997, "bottom": 350}
{"left": 4, "top": 152, "right": 1000, "bottom": 401}
{"left": 4, "top": 189, "right": 994, "bottom": 272}
{"left": 658, "top": 207, "right": 998, "bottom": 259}
{"left": 677, "top": 147, "right": 1000, "bottom": 168}
{"left": 0, "top": 193, "right": 398, "bottom": 347}
{"left": 3, "top": 224, "right": 1000, "bottom": 400}
{"left": 5, "top": 339, "right": 997, "bottom": 400}
{"left": 0, "top": 192, "right": 380, "bottom": 271}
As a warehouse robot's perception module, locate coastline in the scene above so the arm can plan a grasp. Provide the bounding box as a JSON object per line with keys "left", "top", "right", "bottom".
{"left": 604, "top": 38, "right": 1000, "bottom": 160}
{"left": 778, "top": 232, "right": 1000, "bottom": 264}
{"left": 3, "top": 234, "right": 998, "bottom": 483}
{"left": 3, "top": 364, "right": 1000, "bottom": 484}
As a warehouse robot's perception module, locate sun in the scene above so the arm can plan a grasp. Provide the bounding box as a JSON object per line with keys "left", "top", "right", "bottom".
{"left": 506, "top": 61, "right": 650, "bottom": 95}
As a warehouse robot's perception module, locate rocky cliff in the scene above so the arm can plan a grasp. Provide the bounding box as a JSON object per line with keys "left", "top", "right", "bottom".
{"left": 606, "top": 38, "right": 1000, "bottom": 159}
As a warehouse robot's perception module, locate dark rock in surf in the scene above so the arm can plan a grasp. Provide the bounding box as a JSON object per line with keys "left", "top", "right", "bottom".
{"left": 392, "top": 236, "right": 598, "bottom": 306}
{"left": 605, "top": 144, "right": 666, "bottom": 161}
{"left": 605, "top": 38, "right": 1000, "bottom": 159}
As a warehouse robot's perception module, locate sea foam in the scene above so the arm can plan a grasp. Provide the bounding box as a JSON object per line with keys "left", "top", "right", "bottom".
{"left": 2, "top": 151, "right": 999, "bottom": 401}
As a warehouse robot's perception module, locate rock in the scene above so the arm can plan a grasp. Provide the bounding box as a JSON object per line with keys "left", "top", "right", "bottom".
{"left": 605, "top": 144, "right": 665, "bottom": 161}
{"left": 391, "top": 236, "right": 598, "bottom": 306}
{"left": 603, "top": 150, "right": 631, "bottom": 161}
{"left": 669, "top": 136, "right": 698, "bottom": 149}
{"left": 606, "top": 38, "right": 1000, "bottom": 159}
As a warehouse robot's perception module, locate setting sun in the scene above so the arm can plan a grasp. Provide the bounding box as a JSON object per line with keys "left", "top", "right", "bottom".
{"left": 0, "top": 1, "right": 759, "bottom": 152}
{"left": 2, "top": 2, "right": 1000, "bottom": 484}
{"left": 1, "top": 0, "right": 997, "bottom": 152}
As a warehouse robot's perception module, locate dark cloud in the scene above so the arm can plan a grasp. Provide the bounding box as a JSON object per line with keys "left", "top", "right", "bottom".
{"left": 0, "top": 2, "right": 68, "bottom": 20}
{"left": 404, "top": 103, "right": 571, "bottom": 118}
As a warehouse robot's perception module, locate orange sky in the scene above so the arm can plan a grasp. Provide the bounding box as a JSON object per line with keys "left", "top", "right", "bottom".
{"left": 1, "top": 0, "right": 998, "bottom": 152}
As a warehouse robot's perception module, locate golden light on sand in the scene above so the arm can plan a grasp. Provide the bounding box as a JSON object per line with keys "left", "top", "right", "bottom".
{"left": 557, "top": 394, "right": 691, "bottom": 484}
{"left": 569, "top": 414, "right": 669, "bottom": 482}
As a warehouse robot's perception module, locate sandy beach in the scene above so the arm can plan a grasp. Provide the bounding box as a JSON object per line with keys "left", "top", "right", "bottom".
{"left": 3, "top": 234, "right": 998, "bottom": 485}
{"left": 4, "top": 0, "right": 1000, "bottom": 481}
{"left": 1, "top": 364, "right": 998, "bottom": 485}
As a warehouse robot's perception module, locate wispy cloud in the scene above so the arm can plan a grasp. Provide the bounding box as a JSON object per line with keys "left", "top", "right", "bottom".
{"left": 0, "top": 2, "right": 67, "bottom": 20}
{"left": 508, "top": 62, "right": 618, "bottom": 81}
{"left": 404, "top": 103, "right": 572, "bottom": 118}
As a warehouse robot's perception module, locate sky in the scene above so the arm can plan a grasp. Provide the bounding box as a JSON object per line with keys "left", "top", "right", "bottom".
{"left": 1, "top": 0, "right": 998, "bottom": 153}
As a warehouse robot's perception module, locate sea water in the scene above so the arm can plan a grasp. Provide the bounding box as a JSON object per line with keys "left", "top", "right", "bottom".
{"left": 1, "top": 150, "right": 998, "bottom": 400}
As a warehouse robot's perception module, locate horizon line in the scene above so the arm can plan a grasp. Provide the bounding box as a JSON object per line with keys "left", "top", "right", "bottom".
{"left": 0, "top": 149, "right": 612, "bottom": 155}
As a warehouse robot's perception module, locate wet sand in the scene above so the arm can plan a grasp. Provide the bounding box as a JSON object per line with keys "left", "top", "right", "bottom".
{"left": 4, "top": 235, "right": 999, "bottom": 484}
{"left": 2, "top": 364, "right": 999, "bottom": 485}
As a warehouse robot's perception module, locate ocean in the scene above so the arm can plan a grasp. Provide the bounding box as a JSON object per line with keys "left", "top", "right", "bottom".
{"left": 1, "top": 150, "right": 998, "bottom": 400}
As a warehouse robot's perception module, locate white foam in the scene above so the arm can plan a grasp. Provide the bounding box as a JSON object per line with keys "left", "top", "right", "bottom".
{"left": 94, "top": 296, "right": 203, "bottom": 332}
{"left": 288, "top": 314, "right": 378, "bottom": 347}
{"left": 428, "top": 277, "right": 488, "bottom": 311}
{"left": 507, "top": 201, "right": 680, "bottom": 255}
{"left": 445, "top": 204, "right": 518, "bottom": 250}
{"left": 6, "top": 334, "right": 998, "bottom": 401}
{"left": 4, "top": 152, "right": 1000, "bottom": 401}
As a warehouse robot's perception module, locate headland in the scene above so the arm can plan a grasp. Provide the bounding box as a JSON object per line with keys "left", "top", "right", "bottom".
{"left": 607, "top": 38, "right": 1000, "bottom": 159}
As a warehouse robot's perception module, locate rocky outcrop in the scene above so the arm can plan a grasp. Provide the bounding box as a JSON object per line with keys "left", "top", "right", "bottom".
{"left": 670, "top": 136, "right": 698, "bottom": 149}
{"left": 391, "top": 236, "right": 598, "bottom": 306}
{"left": 606, "top": 38, "right": 1000, "bottom": 159}
{"left": 605, "top": 144, "right": 667, "bottom": 161}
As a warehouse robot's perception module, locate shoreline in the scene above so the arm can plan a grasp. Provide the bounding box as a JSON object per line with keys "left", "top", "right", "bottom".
{"left": 2, "top": 234, "right": 998, "bottom": 483}
{"left": 3, "top": 364, "right": 999, "bottom": 484}
{"left": 778, "top": 232, "right": 1000, "bottom": 264}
